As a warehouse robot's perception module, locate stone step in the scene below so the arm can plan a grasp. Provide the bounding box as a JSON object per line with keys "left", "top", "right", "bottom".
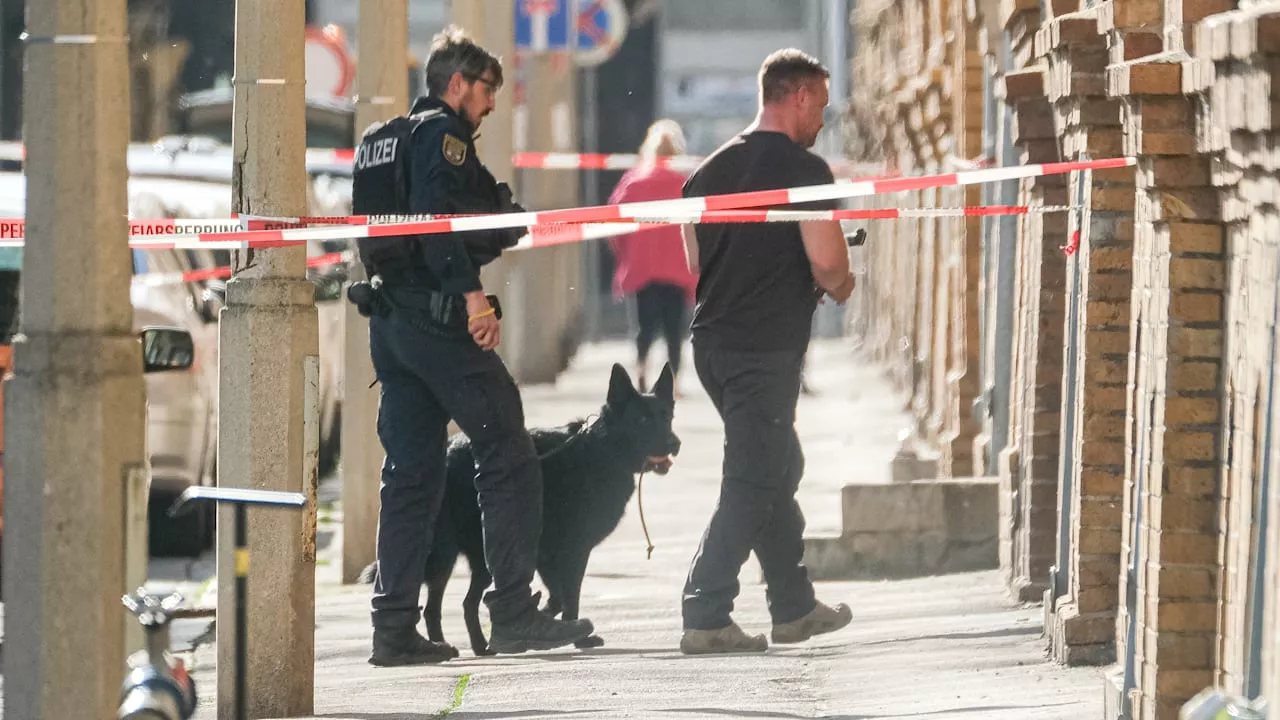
{"left": 803, "top": 477, "right": 999, "bottom": 580}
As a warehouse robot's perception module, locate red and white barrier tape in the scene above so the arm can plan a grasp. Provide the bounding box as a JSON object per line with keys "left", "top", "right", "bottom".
{"left": 110, "top": 157, "right": 1127, "bottom": 249}
{"left": 512, "top": 152, "right": 989, "bottom": 175}
{"left": 1, "top": 203, "right": 1068, "bottom": 244}
{"left": 0, "top": 218, "right": 247, "bottom": 240}
{"left": 114, "top": 204, "right": 1071, "bottom": 267}
{"left": 0, "top": 157, "right": 1129, "bottom": 250}
{"left": 0, "top": 141, "right": 987, "bottom": 179}
{"left": 606, "top": 205, "right": 1074, "bottom": 224}
{"left": 507, "top": 205, "right": 1074, "bottom": 250}
{"left": 0, "top": 204, "right": 1073, "bottom": 257}
{"left": 513, "top": 151, "right": 703, "bottom": 171}
{"left": 0, "top": 142, "right": 361, "bottom": 165}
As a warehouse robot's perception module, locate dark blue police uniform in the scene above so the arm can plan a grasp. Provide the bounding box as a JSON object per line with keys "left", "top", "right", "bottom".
{"left": 355, "top": 95, "right": 542, "bottom": 634}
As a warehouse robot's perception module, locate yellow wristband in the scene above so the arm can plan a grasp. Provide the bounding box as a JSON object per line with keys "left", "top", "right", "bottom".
{"left": 468, "top": 307, "right": 496, "bottom": 323}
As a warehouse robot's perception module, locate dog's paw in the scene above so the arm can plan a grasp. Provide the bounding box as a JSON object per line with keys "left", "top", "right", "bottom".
{"left": 574, "top": 634, "right": 605, "bottom": 649}
{"left": 473, "top": 645, "right": 497, "bottom": 657}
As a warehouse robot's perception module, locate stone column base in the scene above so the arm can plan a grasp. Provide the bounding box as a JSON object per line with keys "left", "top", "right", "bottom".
{"left": 996, "top": 446, "right": 1020, "bottom": 588}
{"left": 1103, "top": 665, "right": 1126, "bottom": 720}
{"left": 1045, "top": 598, "right": 1116, "bottom": 666}
{"left": 1010, "top": 574, "right": 1048, "bottom": 604}
{"left": 890, "top": 429, "right": 941, "bottom": 482}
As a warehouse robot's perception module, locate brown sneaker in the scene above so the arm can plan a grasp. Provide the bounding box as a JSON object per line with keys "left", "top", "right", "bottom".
{"left": 771, "top": 601, "right": 852, "bottom": 644}
{"left": 679, "top": 622, "right": 768, "bottom": 655}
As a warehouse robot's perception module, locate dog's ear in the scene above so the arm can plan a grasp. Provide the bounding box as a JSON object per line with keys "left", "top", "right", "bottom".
{"left": 653, "top": 362, "right": 675, "bottom": 403}
{"left": 608, "top": 363, "right": 637, "bottom": 406}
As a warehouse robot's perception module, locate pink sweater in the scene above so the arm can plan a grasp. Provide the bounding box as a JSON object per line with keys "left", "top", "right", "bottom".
{"left": 607, "top": 165, "right": 699, "bottom": 302}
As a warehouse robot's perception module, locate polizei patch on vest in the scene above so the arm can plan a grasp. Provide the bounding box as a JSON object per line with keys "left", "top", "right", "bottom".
{"left": 353, "top": 135, "right": 398, "bottom": 171}
{"left": 442, "top": 134, "right": 467, "bottom": 166}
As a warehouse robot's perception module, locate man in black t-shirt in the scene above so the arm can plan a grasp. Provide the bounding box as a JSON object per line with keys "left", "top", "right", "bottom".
{"left": 677, "top": 48, "right": 855, "bottom": 655}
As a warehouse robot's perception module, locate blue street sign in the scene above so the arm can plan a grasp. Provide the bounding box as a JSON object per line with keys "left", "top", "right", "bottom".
{"left": 514, "top": 0, "right": 571, "bottom": 52}
{"left": 573, "top": 0, "right": 628, "bottom": 67}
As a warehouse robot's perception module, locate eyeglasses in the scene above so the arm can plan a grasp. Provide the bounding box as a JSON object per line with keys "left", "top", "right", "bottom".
{"left": 467, "top": 75, "right": 500, "bottom": 98}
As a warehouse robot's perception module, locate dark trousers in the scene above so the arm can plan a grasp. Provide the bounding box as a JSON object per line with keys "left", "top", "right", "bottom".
{"left": 681, "top": 343, "right": 817, "bottom": 631}
{"left": 367, "top": 300, "right": 541, "bottom": 628}
{"left": 634, "top": 282, "right": 688, "bottom": 379}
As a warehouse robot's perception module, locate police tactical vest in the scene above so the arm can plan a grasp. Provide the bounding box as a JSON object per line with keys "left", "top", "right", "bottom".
{"left": 350, "top": 108, "right": 443, "bottom": 276}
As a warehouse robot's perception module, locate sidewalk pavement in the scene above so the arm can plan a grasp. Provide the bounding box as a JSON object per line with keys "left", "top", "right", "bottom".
{"left": 169, "top": 338, "right": 1106, "bottom": 719}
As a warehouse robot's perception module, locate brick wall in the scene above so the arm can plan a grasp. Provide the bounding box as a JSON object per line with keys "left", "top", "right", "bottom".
{"left": 847, "top": 0, "right": 986, "bottom": 483}
{"left": 1107, "top": 27, "right": 1228, "bottom": 720}
{"left": 1000, "top": 0, "right": 1070, "bottom": 602}
{"left": 1192, "top": 6, "right": 1280, "bottom": 704}
{"left": 946, "top": 0, "right": 988, "bottom": 477}
{"left": 846, "top": 0, "right": 1280, "bottom": 715}
{"left": 1034, "top": 6, "right": 1130, "bottom": 667}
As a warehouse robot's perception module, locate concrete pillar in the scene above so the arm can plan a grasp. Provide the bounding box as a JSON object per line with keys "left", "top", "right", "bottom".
{"left": 1, "top": 0, "right": 143, "bottom": 716}
{"left": 216, "top": 0, "right": 319, "bottom": 715}
{"left": 341, "top": 0, "right": 408, "bottom": 585}
{"left": 451, "top": 0, "right": 521, "bottom": 373}
{"left": 514, "top": 50, "right": 580, "bottom": 383}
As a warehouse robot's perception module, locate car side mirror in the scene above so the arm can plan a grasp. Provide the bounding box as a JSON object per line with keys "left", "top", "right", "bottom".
{"left": 140, "top": 326, "right": 195, "bottom": 373}
{"left": 198, "top": 280, "right": 227, "bottom": 323}
{"left": 311, "top": 272, "right": 346, "bottom": 303}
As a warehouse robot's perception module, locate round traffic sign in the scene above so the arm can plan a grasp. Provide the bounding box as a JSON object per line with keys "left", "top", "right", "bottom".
{"left": 305, "top": 25, "right": 355, "bottom": 99}
{"left": 574, "top": 0, "right": 628, "bottom": 67}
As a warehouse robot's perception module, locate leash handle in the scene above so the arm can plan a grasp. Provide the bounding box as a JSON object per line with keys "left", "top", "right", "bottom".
{"left": 638, "top": 471, "right": 655, "bottom": 560}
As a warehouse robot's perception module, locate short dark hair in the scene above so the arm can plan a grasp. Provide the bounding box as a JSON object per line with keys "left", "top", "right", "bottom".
{"left": 758, "top": 48, "right": 830, "bottom": 104}
{"left": 423, "top": 25, "right": 504, "bottom": 97}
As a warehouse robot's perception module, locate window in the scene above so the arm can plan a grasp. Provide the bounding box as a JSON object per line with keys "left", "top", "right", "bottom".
{"left": 664, "top": 0, "right": 807, "bottom": 31}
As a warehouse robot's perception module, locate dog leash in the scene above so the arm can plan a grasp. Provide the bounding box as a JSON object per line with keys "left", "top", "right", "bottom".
{"left": 534, "top": 414, "right": 600, "bottom": 462}
{"left": 638, "top": 469, "right": 655, "bottom": 560}
{"left": 530, "top": 412, "right": 657, "bottom": 558}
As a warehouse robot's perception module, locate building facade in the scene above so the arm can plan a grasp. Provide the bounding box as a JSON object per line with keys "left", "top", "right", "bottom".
{"left": 844, "top": 0, "right": 1280, "bottom": 717}
{"left": 657, "top": 0, "right": 850, "bottom": 159}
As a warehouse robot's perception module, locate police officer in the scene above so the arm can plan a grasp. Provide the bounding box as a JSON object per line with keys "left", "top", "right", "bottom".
{"left": 350, "top": 25, "right": 594, "bottom": 666}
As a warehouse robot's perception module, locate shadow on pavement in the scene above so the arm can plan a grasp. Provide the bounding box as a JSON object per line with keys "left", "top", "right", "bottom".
{"left": 314, "top": 707, "right": 604, "bottom": 712}
{"left": 858, "top": 624, "right": 1042, "bottom": 646}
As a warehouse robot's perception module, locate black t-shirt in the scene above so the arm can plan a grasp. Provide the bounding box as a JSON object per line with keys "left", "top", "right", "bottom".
{"left": 682, "top": 131, "right": 838, "bottom": 352}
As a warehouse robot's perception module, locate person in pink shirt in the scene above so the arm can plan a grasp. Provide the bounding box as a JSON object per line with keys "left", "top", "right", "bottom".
{"left": 608, "top": 119, "right": 698, "bottom": 393}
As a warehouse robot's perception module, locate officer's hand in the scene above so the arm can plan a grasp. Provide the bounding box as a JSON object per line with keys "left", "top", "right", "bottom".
{"left": 825, "top": 272, "right": 856, "bottom": 304}
{"left": 465, "top": 291, "right": 501, "bottom": 351}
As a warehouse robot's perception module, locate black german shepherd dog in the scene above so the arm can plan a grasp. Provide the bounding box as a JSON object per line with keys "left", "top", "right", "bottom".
{"left": 360, "top": 362, "right": 681, "bottom": 655}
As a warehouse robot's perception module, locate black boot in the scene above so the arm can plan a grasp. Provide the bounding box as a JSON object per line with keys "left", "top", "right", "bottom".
{"left": 489, "top": 606, "right": 594, "bottom": 654}
{"left": 369, "top": 626, "right": 459, "bottom": 667}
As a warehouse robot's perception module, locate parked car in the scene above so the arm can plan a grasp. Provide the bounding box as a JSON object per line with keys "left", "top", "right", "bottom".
{"left": 0, "top": 325, "right": 198, "bottom": 599}
{"left": 0, "top": 162, "right": 354, "bottom": 557}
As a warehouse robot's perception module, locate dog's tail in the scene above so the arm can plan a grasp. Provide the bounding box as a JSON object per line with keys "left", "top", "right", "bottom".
{"left": 356, "top": 561, "right": 379, "bottom": 584}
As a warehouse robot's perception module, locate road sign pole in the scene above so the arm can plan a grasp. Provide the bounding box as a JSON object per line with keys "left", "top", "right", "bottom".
{"left": 532, "top": 9, "right": 548, "bottom": 51}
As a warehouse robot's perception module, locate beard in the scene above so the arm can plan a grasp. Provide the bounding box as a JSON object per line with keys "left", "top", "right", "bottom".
{"left": 459, "top": 106, "right": 479, "bottom": 131}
